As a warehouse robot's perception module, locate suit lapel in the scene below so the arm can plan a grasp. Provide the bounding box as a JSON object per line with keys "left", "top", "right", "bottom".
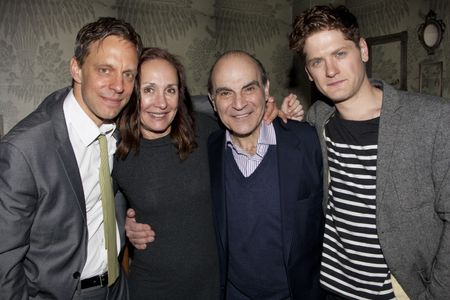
{"left": 376, "top": 83, "right": 402, "bottom": 208}
{"left": 317, "top": 107, "right": 335, "bottom": 213}
{"left": 49, "top": 89, "right": 87, "bottom": 221}
{"left": 274, "top": 120, "right": 300, "bottom": 263}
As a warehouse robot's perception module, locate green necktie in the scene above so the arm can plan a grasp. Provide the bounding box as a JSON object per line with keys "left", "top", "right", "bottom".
{"left": 98, "top": 134, "right": 119, "bottom": 286}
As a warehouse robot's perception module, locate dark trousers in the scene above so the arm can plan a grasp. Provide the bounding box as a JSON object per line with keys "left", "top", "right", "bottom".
{"left": 226, "top": 281, "right": 250, "bottom": 300}
{"left": 225, "top": 280, "right": 290, "bottom": 300}
{"left": 326, "top": 291, "right": 349, "bottom": 300}
{"left": 75, "top": 269, "right": 128, "bottom": 300}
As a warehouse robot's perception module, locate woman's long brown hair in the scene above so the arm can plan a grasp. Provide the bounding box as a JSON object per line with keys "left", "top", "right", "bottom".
{"left": 116, "top": 47, "right": 197, "bottom": 160}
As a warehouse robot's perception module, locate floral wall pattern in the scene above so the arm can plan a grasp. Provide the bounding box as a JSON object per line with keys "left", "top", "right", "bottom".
{"left": 290, "top": 0, "right": 449, "bottom": 108}
{"left": 0, "top": 0, "right": 100, "bottom": 134}
{"left": 0, "top": 0, "right": 294, "bottom": 134}
{"left": 348, "top": 0, "right": 450, "bottom": 98}
{"left": 2, "top": 0, "right": 447, "bottom": 134}
{"left": 214, "top": 0, "right": 280, "bottom": 51}
{"left": 347, "top": 0, "right": 410, "bottom": 36}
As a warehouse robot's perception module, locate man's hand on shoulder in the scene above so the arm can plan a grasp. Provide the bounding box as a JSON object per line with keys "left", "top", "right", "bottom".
{"left": 263, "top": 93, "right": 305, "bottom": 124}
{"left": 281, "top": 93, "right": 304, "bottom": 122}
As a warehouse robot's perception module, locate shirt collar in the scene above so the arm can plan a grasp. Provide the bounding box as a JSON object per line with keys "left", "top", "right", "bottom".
{"left": 63, "top": 90, "right": 116, "bottom": 147}
{"left": 225, "top": 122, "right": 276, "bottom": 155}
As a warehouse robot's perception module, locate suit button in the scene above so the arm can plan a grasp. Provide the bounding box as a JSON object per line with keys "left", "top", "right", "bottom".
{"left": 73, "top": 272, "right": 81, "bottom": 279}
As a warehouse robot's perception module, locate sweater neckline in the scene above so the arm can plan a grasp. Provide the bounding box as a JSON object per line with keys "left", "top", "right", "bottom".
{"left": 140, "top": 134, "right": 172, "bottom": 147}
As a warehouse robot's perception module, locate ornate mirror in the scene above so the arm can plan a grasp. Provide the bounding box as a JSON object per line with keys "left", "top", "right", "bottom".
{"left": 418, "top": 10, "right": 446, "bottom": 55}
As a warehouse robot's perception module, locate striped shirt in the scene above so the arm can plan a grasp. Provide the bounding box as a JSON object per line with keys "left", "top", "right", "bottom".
{"left": 226, "top": 122, "right": 277, "bottom": 177}
{"left": 320, "top": 115, "right": 395, "bottom": 300}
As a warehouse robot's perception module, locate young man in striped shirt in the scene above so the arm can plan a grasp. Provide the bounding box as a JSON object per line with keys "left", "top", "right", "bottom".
{"left": 289, "top": 5, "right": 450, "bottom": 300}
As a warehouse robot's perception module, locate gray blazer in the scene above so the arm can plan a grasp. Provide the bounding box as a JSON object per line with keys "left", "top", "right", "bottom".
{"left": 0, "top": 87, "right": 127, "bottom": 299}
{"left": 306, "top": 80, "right": 450, "bottom": 299}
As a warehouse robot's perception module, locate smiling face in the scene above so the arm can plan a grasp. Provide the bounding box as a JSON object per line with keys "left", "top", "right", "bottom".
{"left": 209, "top": 54, "right": 269, "bottom": 143}
{"left": 139, "top": 58, "right": 179, "bottom": 140}
{"left": 70, "top": 35, "right": 138, "bottom": 126}
{"left": 303, "top": 29, "right": 369, "bottom": 105}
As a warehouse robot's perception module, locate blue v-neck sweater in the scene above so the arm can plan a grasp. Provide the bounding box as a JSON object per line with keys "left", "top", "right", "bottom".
{"left": 225, "top": 145, "right": 289, "bottom": 299}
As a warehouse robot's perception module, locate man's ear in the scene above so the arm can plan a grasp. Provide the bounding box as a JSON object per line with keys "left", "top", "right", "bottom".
{"left": 70, "top": 57, "right": 82, "bottom": 84}
{"left": 304, "top": 66, "right": 313, "bottom": 82}
{"left": 208, "top": 93, "right": 217, "bottom": 111}
{"left": 359, "top": 38, "right": 369, "bottom": 63}
{"left": 264, "top": 80, "right": 270, "bottom": 101}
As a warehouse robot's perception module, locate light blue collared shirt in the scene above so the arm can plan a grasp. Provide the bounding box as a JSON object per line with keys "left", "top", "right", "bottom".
{"left": 226, "top": 122, "right": 277, "bottom": 177}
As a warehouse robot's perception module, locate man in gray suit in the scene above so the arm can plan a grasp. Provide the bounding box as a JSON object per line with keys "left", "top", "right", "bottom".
{"left": 289, "top": 5, "right": 450, "bottom": 299}
{"left": 0, "top": 17, "right": 142, "bottom": 299}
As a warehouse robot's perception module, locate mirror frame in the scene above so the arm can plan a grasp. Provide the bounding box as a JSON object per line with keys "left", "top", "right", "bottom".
{"left": 418, "top": 10, "right": 446, "bottom": 55}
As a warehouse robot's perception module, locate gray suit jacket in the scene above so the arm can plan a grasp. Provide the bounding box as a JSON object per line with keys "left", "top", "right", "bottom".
{"left": 0, "top": 87, "right": 127, "bottom": 299}
{"left": 306, "top": 80, "right": 450, "bottom": 299}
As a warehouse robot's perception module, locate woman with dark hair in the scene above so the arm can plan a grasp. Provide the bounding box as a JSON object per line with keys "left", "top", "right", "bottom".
{"left": 113, "top": 47, "right": 220, "bottom": 299}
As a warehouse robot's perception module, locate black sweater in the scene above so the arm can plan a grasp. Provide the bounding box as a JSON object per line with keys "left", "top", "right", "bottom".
{"left": 113, "top": 113, "right": 220, "bottom": 300}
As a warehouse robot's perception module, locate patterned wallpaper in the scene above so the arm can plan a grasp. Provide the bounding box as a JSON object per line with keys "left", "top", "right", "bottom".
{"left": 290, "top": 0, "right": 449, "bottom": 108}
{"left": 2, "top": 0, "right": 448, "bottom": 134}
{"left": 347, "top": 0, "right": 450, "bottom": 98}
{"left": 0, "top": 0, "right": 100, "bottom": 134}
{"left": 0, "top": 0, "right": 294, "bottom": 135}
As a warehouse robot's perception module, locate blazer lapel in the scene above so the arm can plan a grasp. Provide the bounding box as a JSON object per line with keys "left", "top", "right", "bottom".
{"left": 274, "top": 120, "right": 299, "bottom": 263}
{"left": 376, "top": 83, "right": 402, "bottom": 209}
{"left": 49, "top": 89, "right": 87, "bottom": 221}
{"left": 317, "top": 107, "right": 335, "bottom": 213}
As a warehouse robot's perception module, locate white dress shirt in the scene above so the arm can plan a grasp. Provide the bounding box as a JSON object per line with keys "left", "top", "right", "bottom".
{"left": 63, "top": 90, "right": 120, "bottom": 279}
